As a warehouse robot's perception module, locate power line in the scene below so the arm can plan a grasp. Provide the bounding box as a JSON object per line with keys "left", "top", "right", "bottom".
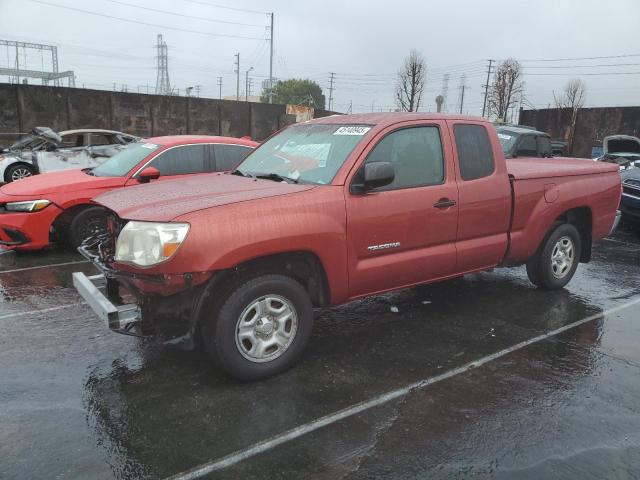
{"left": 28, "top": 0, "right": 266, "bottom": 40}
{"left": 525, "top": 71, "right": 640, "bottom": 76}
{"left": 522, "top": 62, "right": 640, "bottom": 69}
{"left": 181, "top": 0, "right": 269, "bottom": 15}
{"left": 103, "top": 0, "right": 267, "bottom": 27}
{"left": 519, "top": 53, "right": 640, "bottom": 62}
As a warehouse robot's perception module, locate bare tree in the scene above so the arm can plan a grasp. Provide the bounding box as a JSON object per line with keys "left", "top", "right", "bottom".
{"left": 553, "top": 78, "right": 587, "bottom": 111}
{"left": 487, "top": 58, "right": 524, "bottom": 121}
{"left": 395, "top": 50, "right": 426, "bottom": 112}
{"left": 553, "top": 79, "right": 587, "bottom": 154}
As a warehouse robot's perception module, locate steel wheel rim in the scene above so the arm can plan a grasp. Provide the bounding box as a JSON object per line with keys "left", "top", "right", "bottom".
{"left": 551, "top": 235, "right": 574, "bottom": 279}
{"left": 11, "top": 167, "right": 32, "bottom": 181}
{"left": 235, "top": 295, "right": 298, "bottom": 363}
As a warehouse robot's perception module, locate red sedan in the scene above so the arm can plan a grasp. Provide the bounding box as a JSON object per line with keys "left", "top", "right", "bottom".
{"left": 0, "top": 135, "right": 257, "bottom": 251}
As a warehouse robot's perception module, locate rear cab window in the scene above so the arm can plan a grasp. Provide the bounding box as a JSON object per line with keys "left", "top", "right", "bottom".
{"left": 453, "top": 124, "right": 495, "bottom": 180}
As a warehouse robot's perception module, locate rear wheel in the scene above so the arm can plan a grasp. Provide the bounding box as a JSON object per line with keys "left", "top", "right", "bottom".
{"left": 6, "top": 163, "right": 36, "bottom": 182}
{"left": 201, "top": 274, "right": 314, "bottom": 380}
{"left": 526, "top": 223, "right": 581, "bottom": 290}
{"left": 68, "top": 207, "right": 108, "bottom": 248}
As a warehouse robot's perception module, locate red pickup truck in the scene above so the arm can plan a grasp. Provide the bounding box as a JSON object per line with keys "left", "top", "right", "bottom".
{"left": 73, "top": 113, "right": 621, "bottom": 380}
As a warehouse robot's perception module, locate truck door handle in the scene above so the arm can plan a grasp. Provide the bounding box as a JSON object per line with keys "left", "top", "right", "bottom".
{"left": 433, "top": 198, "right": 456, "bottom": 209}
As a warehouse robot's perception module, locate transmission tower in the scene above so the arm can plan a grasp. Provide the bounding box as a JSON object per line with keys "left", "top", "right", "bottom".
{"left": 155, "top": 34, "right": 171, "bottom": 95}
{"left": 441, "top": 73, "right": 450, "bottom": 113}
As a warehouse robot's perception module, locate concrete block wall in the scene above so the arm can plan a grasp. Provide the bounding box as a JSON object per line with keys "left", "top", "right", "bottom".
{"left": 520, "top": 106, "right": 640, "bottom": 158}
{"left": 0, "top": 84, "right": 338, "bottom": 144}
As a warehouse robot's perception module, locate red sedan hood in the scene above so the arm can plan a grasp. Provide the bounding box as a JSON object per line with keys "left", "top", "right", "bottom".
{"left": 0, "top": 169, "right": 123, "bottom": 197}
{"left": 93, "top": 173, "right": 315, "bottom": 222}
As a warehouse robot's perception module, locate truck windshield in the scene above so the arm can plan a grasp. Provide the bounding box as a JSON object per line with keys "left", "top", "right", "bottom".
{"left": 92, "top": 142, "right": 160, "bottom": 177}
{"left": 236, "top": 124, "right": 372, "bottom": 184}
{"left": 496, "top": 129, "right": 519, "bottom": 155}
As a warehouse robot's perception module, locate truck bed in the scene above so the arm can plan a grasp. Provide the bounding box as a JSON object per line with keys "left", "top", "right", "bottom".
{"left": 506, "top": 157, "right": 618, "bottom": 180}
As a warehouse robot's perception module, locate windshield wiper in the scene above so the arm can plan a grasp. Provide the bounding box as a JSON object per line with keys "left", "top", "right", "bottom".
{"left": 254, "top": 172, "right": 298, "bottom": 184}
{"left": 231, "top": 169, "right": 255, "bottom": 178}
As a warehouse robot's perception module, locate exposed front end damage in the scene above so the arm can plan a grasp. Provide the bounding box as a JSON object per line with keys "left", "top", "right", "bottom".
{"left": 73, "top": 220, "right": 212, "bottom": 348}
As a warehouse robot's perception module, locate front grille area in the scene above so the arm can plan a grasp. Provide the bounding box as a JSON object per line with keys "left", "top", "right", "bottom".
{"left": 623, "top": 179, "right": 640, "bottom": 197}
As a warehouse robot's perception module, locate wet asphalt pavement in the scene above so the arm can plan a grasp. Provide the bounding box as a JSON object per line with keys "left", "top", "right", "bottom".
{"left": 1, "top": 227, "right": 639, "bottom": 479}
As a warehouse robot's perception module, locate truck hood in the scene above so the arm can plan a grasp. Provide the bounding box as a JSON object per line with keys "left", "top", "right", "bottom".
{"left": 0, "top": 169, "right": 123, "bottom": 197}
{"left": 94, "top": 173, "right": 316, "bottom": 222}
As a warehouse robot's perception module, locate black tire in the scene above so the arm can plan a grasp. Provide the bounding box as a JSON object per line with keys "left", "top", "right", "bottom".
{"left": 6, "top": 163, "right": 36, "bottom": 182}
{"left": 68, "top": 207, "right": 108, "bottom": 248}
{"left": 201, "top": 274, "right": 314, "bottom": 381}
{"left": 526, "top": 223, "right": 581, "bottom": 290}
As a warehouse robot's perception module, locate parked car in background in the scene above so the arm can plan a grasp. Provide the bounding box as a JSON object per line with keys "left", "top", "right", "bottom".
{"left": 0, "top": 135, "right": 257, "bottom": 250}
{"left": 0, "top": 127, "right": 138, "bottom": 183}
{"left": 620, "top": 167, "right": 640, "bottom": 225}
{"left": 594, "top": 135, "right": 640, "bottom": 170}
{"left": 72, "top": 113, "right": 621, "bottom": 380}
{"left": 496, "top": 126, "right": 554, "bottom": 158}
{"left": 551, "top": 139, "right": 567, "bottom": 156}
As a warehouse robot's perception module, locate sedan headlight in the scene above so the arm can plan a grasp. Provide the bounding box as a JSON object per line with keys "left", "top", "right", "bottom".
{"left": 5, "top": 199, "right": 51, "bottom": 212}
{"left": 115, "top": 221, "right": 190, "bottom": 267}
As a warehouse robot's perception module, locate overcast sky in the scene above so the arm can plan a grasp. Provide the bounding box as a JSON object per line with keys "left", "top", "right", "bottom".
{"left": 1, "top": 0, "right": 639, "bottom": 116}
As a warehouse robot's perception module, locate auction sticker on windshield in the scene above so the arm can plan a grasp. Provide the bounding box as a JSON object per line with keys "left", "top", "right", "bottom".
{"left": 141, "top": 143, "right": 158, "bottom": 149}
{"left": 334, "top": 126, "right": 372, "bottom": 136}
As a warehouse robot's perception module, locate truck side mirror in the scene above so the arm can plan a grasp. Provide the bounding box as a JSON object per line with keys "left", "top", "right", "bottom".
{"left": 138, "top": 166, "right": 161, "bottom": 183}
{"left": 350, "top": 161, "right": 395, "bottom": 194}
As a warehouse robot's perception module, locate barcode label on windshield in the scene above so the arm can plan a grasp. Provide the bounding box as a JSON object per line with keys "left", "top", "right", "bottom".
{"left": 334, "top": 126, "right": 371, "bottom": 136}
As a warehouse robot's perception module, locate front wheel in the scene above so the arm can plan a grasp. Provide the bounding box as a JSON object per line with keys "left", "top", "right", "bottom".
{"left": 202, "top": 274, "right": 314, "bottom": 380}
{"left": 68, "top": 207, "right": 108, "bottom": 248}
{"left": 526, "top": 223, "right": 581, "bottom": 290}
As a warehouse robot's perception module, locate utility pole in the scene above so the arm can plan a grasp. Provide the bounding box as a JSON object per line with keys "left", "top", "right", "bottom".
{"left": 195, "top": 85, "right": 201, "bottom": 98}
{"left": 347, "top": 100, "right": 352, "bottom": 114}
{"left": 481, "top": 59, "right": 494, "bottom": 118}
{"left": 268, "top": 12, "right": 274, "bottom": 103}
{"left": 328, "top": 72, "right": 335, "bottom": 111}
{"left": 217, "top": 76, "right": 223, "bottom": 99}
{"left": 234, "top": 53, "right": 240, "bottom": 101}
{"left": 458, "top": 73, "right": 467, "bottom": 114}
{"left": 245, "top": 66, "right": 254, "bottom": 102}
{"left": 371, "top": 100, "right": 375, "bottom": 112}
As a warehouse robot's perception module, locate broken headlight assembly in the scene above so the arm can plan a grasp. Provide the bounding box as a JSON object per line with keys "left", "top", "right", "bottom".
{"left": 4, "top": 199, "right": 51, "bottom": 212}
{"left": 115, "top": 221, "right": 190, "bottom": 267}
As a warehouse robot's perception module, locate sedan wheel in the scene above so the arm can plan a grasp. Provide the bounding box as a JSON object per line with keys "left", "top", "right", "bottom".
{"left": 8, "top": 165, "right": 35, "bottom": 182}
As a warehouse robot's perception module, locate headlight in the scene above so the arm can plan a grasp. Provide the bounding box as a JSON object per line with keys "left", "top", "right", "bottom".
{"left": 115, "top": 221, "right": 190, "bottom": 267}
{"left": 5, "top": 199, "right": 51, "bottom": 212}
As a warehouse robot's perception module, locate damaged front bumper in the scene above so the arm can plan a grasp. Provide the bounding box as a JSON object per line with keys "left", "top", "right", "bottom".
{"left": 73, "top": 271, "right": 141, "bottom": 332}
{"left": 73, "top": 235, "right": 211, "bottom": 346}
